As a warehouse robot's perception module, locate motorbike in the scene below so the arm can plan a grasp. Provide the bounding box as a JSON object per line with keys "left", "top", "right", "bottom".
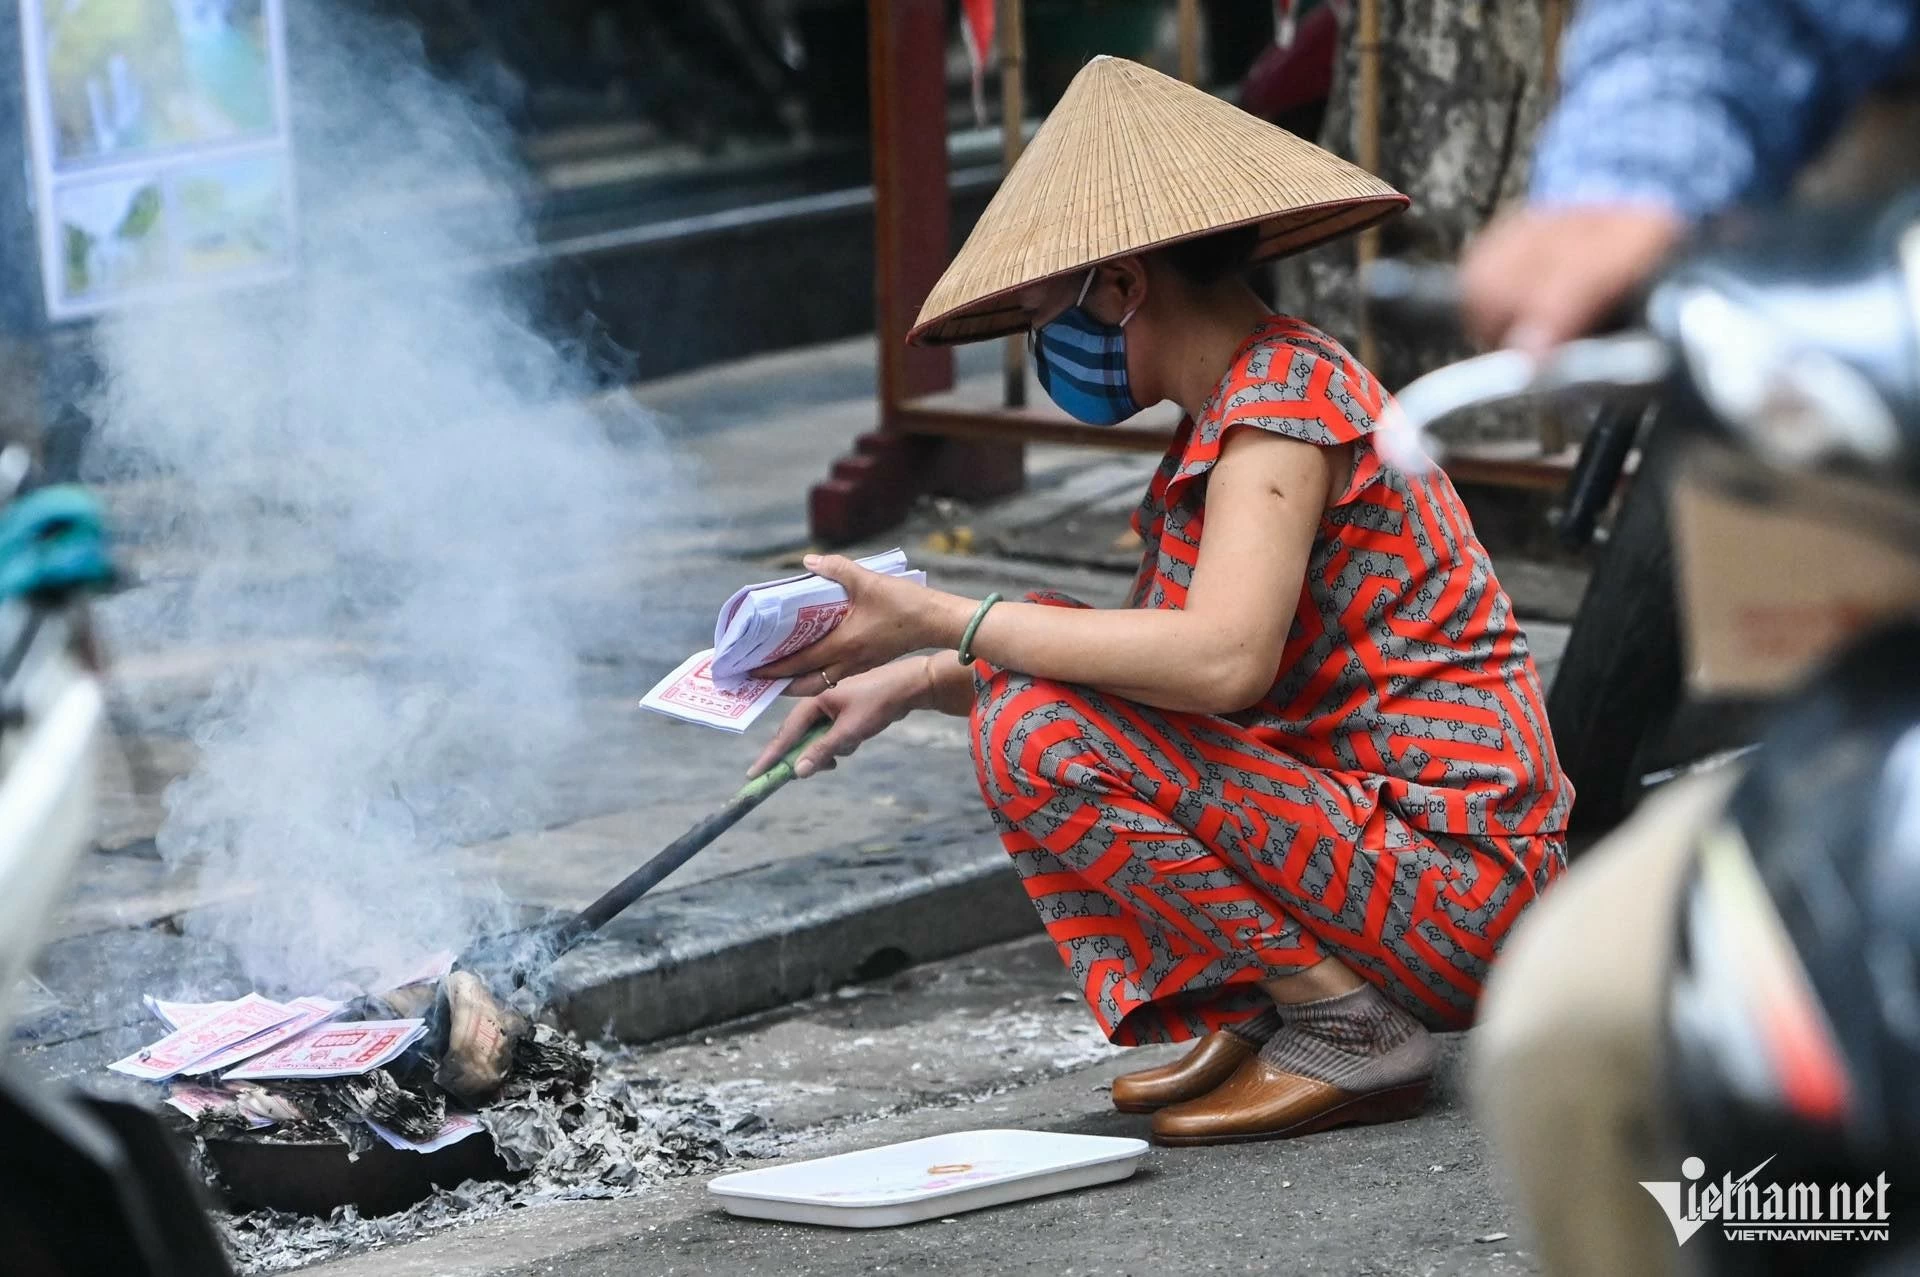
{"left": 1368, "top": 227, "right": 1892, "bottom": 836}
{"left": 1371, "top": 192, "right": 1920, "bottom": 1274}
{"left": 0, "top": 455, "right": 234, "bottom": 1277}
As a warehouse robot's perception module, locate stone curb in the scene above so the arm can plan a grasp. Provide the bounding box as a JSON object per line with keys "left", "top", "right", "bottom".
{"left": 9, "top": 811, "right": 1037, "bottom": 1080}
{"left": 543, "top": 807, "right": 1040, "bottom": 1043}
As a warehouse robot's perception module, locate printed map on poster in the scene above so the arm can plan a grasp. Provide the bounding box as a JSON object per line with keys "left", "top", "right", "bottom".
{"left": 18, "top": 0, "right": 294, "bottom": 319}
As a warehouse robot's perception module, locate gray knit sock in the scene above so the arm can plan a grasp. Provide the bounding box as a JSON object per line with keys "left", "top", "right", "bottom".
{"left": 1223, "top": 1008, "right": 1282, "bottom": 1046}
{"left": 1258, "top": 984, "right": 1435, "bottom": 1092}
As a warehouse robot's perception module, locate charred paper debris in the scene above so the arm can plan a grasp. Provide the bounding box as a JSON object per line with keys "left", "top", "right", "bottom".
{"left": 215, "top": 1063, "right": 772, "bottom": 1274}
{"left": 113, "top": 953, "right": 773, "bottom": 1269}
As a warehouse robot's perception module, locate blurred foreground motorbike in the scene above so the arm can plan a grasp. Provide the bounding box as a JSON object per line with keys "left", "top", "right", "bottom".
{"left": 0, "top": 460, "right": 233, "bottom": 1276}
{"left": 1371, "top": 190, "right": 1920, "bottom": 1275}
{"left": 1372, "top": 262, "right": 1782, "bottom": 835}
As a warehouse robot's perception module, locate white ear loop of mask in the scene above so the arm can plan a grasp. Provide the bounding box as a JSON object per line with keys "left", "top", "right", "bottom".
{"left": 1075, "top": 266, "right": 1142, "bottom": 328}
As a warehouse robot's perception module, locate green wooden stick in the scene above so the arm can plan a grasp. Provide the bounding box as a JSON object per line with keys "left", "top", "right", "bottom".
{"left": 565, "top": 721, "right": 833, "bottom": 939}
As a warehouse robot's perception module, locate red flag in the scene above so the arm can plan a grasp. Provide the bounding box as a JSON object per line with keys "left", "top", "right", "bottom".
{"left": 960, "top": 0, "right": 996, "bottom": 124}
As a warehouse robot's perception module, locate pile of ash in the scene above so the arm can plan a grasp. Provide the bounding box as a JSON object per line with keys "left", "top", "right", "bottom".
{"left": 205, "top": 1043, "right": 775, "bottom": 1274}
{"left": 167, "top": 1019, "right": 595, "bottom": 1154}
{"left": 120, "top": 967, "right": 774, "bottom": 1272}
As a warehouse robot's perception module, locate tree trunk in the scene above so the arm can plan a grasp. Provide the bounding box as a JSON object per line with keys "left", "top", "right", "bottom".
{"left": 1275, "top": 1, "right": 1550, "bottom": 420}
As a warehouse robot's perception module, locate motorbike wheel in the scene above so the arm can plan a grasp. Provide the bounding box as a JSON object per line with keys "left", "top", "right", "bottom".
{"left": 1547, "top": 417, "right": 1777, "bottom": 839}
{"left": 1546, "top": 414, "right": 1687, "bottom": 838}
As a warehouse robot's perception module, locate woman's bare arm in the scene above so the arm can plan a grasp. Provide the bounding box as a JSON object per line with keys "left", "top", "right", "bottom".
{"left": 922, "top": 429, "right": 1334, "bottom": 715}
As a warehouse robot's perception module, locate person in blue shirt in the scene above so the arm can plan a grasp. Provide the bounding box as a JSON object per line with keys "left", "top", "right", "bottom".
{"left": 1462, "top": 0, "right": 1920, "bottom": 354}
{"left": 1466, "top": 7, "right": 1920, "bottom": 1275}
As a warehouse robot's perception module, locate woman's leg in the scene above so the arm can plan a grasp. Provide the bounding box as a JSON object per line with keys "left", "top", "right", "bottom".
{"left": 973, "top": 667, "right": 1499, "bottom": 1027}
{"left": 1261, "top": 959, "right": 1365, "bottom": 1003}
{"left": 972, "top": 668, "right": 1458, "bottom": 1142}
{"left": 971, "top": 668, "right": 1325, "bottom": 1044}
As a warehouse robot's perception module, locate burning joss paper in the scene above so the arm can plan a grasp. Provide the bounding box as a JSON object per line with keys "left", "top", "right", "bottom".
{"left": 368, "top": 1112, "right": 486, "bottom": 1154}
{"left": 226, "top": 1081, "right": 307, "bottom": 1127}
{"left": 110, "top": 994, "right": 300, "bottom": 1081}
{"left": 166, "top": 1083, "right": 274, "bottom": 1129}
{"left": 372, "top": 949, "right": 456, "bottom": 995}
{"left": 224, "top": 1018, "right": 427, "bottom": 1081}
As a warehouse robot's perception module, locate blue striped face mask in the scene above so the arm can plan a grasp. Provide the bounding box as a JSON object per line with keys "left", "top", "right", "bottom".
{"left": 1030, "top": 268, "right": 1142, "bottom": 425}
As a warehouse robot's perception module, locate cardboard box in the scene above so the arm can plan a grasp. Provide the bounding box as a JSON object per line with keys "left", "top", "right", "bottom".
{"left": 1669, "top": 446, "right": 1920, "bottom": 695}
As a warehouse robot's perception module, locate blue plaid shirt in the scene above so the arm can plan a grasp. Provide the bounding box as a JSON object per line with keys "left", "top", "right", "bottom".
{"left": 1531, "top": 0, "right": 1920, "bottom": 216}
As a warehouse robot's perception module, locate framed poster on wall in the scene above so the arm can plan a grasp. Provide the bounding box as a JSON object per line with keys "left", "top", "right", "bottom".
{"left": 17, "top": 0, "right": 294, "bottom": 320}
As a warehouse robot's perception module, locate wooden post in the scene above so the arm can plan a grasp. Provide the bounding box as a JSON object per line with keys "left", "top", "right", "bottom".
{"left": 869, "top": 0, "right": 955, "bottom": 412}
{"left": 809, "top": 0, "right": 1024, "bottom": 546}
{"left": 1001, "top": 0, "right": 1027, "bottom": 408}
{"left": 1178, "top": 0, "right": 1202, "bottom": 84}
{"left": 1353, "top": 0, "right": 1383, "bottom": 371}
{"left": 1541, "top": 0, "right": 1566, "bottom": 99}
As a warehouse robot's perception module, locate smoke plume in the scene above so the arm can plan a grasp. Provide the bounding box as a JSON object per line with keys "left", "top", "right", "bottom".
{"left": 88, "top": 5, "right": 675, "bottom": 993}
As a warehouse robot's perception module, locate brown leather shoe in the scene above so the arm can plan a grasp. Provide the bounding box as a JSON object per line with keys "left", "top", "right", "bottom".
{"left": 1149, "top": 1056, "right": 1429, "bottom": 1146}
{"left": 1110, "top": 1031, "right": 1259, "bottom": 1114}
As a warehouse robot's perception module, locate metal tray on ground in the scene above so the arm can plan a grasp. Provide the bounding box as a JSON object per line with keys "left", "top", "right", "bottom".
{"left": 707, "top": 1129, "right": 1148, "bottom": 1229}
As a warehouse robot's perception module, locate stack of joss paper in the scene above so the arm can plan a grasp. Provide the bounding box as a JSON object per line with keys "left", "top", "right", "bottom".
{"left": 642, "top": 548, "right": 924, "bottom": 731}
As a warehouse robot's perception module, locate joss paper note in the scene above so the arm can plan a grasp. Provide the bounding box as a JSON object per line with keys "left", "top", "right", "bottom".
{"left": 640, "top": 649, "right": 788, "bottom": 733}
{"left": 224, "top": 1019, "right": 427, "bottom": 1081}
{"left": 187, "top": 996, "right": 346, "bottom": 1075}
{"left": 109, "top": 994, "right": 298, "bottom": 1081}
{"left": 708, "top": 549, "right": 925, "bottom": 684}
{"left": 144, "top": 996, "right": 239, "bottom": 1032}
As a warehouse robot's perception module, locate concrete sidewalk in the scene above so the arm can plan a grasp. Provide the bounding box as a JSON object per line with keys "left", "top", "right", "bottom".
{"left": 304, "top": 935, "right": 1535, "bottom": 1277}
{"left": 15, "top": 333, "right": 1577, "bottom": 1083}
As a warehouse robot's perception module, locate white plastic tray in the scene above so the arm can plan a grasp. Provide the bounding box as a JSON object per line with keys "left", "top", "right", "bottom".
{"left": 708, "top": 1129, "right": 1149, "bottom": 1229}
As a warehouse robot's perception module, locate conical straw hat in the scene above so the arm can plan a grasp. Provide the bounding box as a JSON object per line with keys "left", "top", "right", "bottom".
{"left": 910, "top": 56, "right": 1407, "bottom": 346}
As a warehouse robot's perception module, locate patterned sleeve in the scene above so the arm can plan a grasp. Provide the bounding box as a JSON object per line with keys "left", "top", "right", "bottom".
{"left": 1530, "top": 0, "right": 1919, "bottom": 217}
{"left": 1164, "top": 326, "right": 1387, "bottom": 511}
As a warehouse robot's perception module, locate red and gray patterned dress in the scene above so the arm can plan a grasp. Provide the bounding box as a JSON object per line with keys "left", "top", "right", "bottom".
{"left": 970, "top": 315, "right": 1571, "bottom": 1044}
